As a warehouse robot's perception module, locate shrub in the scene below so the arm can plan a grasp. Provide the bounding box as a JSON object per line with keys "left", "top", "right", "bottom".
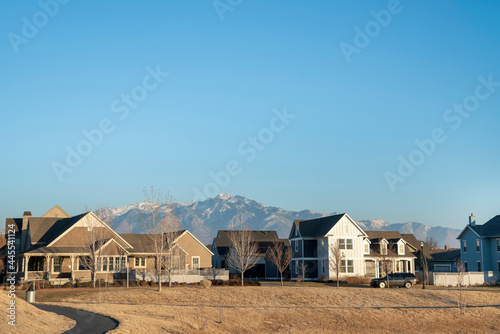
{"left": 297, "top": 275, "right": 303, "bottom": 282}
{"left": 201, "top": 279, "right": 212, "bottom": 289}
{"left": 318, "top": 276, "right": 329, "bottom": 283}
{"left": 139, "top": 280, "right": 147, "bottom": 287}
{"left": 345, "top": 276, "right": 371, "bottom": 285}
{"left": 63, "top": 282, "right": 73, "bottom": 288}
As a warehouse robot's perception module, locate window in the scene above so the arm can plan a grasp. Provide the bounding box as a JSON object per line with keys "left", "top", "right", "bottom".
{"left": 53, "top": 257, "right": 62, "bottom": 273}
{"left": 398, "top": 243, "right": 405, "bottom": 255}
{"left": 497, "top": 239, "right": 500, "bottom": 252}
{"left": 121, "top": 257, "right": 126, "bottom": 272}
{"left": 109, "top": 257, "right": 114, "bottom": 271}
{"left": 115, "top": 257, "right": 120, "bottom": 271}
{"left": 476, "top": 240, "right": 480, "bottom": 252}
{"left": 295, "top": 260, "right": 298, "bottom": 275}
{"left": 103, "top": 257, "right": 108, "bottom": 271}
{"left": 135, "top": 257, "right": 146, "bottom": 268}
{"left": 477, "top": 262, "right": 481, "bottom": 272}
{"left": 464, "top": 262, "right": 468, "bottom": 272}
{"left": 340, "top": 260, "right": 354, "bottom": 273}
{"left": 192, "top": 256, "right": 200, "bottom": 270}
{"left": 221, "top": 260, "right": 226, "bottom": 268}
{"left": 364, "top": 242, "right": 370, "bottom": 254}
{"left": 321, "top": 239, "right": 325, "bottom": 250}
{"left": 347, "top": 260, "right": 354, "bottom": 273}
{"left": 339, "top": 239, "right": 353, "bottom": 250}
{"left": 295, "top": 240, "right": 298, "bottom": 252}
{"left": 322, "top": 260, "right": 325, "bottom": 274}
{"left": 463, "top": 240, "right": 467, "bottom": 253}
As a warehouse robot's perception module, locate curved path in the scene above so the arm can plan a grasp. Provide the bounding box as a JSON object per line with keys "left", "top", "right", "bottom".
{"left": 34, "top": 304, "right": 118, "bottom": 334}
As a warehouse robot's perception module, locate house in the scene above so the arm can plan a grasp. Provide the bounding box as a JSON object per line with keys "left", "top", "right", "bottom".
{"left": 364, "top": 231, "right": 418, "bottom": 277}
{"left": 5, "top": 206, "right": 214, "bottom": 284}
{"left": 120, "top": 230, "right": 214, "bottom": 281}
{"left": 211, "top": 230, "right": 289, "bottom": 279}
{"left": 457, "top": 213, "right": 500, "bottom": 283}
{"left": 289, "top": 214, "right": 417, "bottom": 280}
{"left": 424, "top": 247, "right": 461, "bottom": 272}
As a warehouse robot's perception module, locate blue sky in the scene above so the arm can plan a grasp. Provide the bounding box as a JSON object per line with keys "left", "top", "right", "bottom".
{"left": 1, "top": 0, "right": 499, "bottom": 230}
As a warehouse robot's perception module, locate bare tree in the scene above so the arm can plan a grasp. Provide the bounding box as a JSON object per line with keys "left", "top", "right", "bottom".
{"left": 420, "top": 246, "right": 429, "bottom": 289}
{"left": 299, "top": 261, "right": 308, "bottom": 282}
{"left": 80, "top": 206, "right": 115, "bottom": 288}
{"left": 226, "top": 225, "right": 260, "bottom": 286}
{"left": 265, "top": 238, "right": 292, "bottom": 287}
{"left": 376, "top": 244, "right": 394, "bottom": 288}
{"left": 140, "top": 187, "right": 181, "bottom": 291}
{"left": 328, "top": 240, "right": 344, "bottom": 287}
{"left": 454, "top": 259, "right": 466, "bottom": 315}
{"left": 425, "top": 236, "right": 439, "bottom": 250}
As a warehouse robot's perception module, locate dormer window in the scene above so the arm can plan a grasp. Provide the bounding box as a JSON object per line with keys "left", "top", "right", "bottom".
{"left": 398, "top": 243, "right": 405, "bottom": 255}
{"left": 364, "top": 242, "right": 370, "bottom": 255}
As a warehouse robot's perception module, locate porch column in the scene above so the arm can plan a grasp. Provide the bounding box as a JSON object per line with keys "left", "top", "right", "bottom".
{"left": 70, "top": 256, "right": 76, "bottom": 282}
{"left": 24, "top": 255, "right": 30, "bottom": 281}
{"left": 45, "top": 255, "right": 51, "bottom": 280}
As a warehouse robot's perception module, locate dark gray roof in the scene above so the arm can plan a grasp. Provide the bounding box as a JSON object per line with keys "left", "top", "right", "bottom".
{"left": 427, "top": 249, "right": 461, "bottom": 262}
{"left": 29, "top": 213, "right": 88, "bottom": 245}
{"left": 5, "top": 218, "right": 22, "bottom": 236}
{"left": 295, "top": 214, "right": 345, "bottom": 237}
{"left": 365, "top": 231, "right": 420, "bottom": 250}
{"left": 120, "top": 234, "right": 155, "bottom": 253}
{"left": 212, "top": 230, "right": 283, "bottom": 256}
{"left": 24, "top": 246, "right": 89, "bottom": 254}
{"left": 470, "top": 215, "right": 500, "bottom": 237}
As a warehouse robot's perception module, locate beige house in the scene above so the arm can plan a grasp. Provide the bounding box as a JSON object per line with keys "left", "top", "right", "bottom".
{"left": 6, "top": 206, "right": 213, "bottom": 283}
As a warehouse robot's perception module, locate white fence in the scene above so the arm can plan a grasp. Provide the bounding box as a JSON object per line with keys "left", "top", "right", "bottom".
{"left": 417, "top": 271, "right": 498, "bottom": 286}
{"left": 132, "top": 268, "right": 229, "bottom": 283}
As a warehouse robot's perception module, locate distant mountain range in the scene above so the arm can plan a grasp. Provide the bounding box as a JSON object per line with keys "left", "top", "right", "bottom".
{"left": 103, "top": 193, "right": 461, "bottom": 248}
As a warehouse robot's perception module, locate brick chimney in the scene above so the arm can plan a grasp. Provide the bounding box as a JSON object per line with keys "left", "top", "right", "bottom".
{"left": 444, "top": 245, "right": 449, "bottom": 251}
{"left": 21, "top": 211, "right": 32, "bottom": 252}
{"left": 469, "top": 213, "right": 476, "bottom": 226}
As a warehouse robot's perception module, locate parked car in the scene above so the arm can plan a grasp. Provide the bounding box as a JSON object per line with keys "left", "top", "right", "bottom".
{"left": 370, "top": 273, "right": 417, "bottom": 289}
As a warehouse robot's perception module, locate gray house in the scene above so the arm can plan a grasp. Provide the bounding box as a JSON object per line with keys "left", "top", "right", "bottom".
{"left": 457, "top": 214, "right": 500, "bottom": 283}
{"left": 211, "top": 230, "right": 289, "bottom": 279}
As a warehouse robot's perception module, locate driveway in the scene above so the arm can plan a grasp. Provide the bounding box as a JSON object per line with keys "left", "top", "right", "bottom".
{"left": 34, "top": 304, "right": 118, "bottom": 334}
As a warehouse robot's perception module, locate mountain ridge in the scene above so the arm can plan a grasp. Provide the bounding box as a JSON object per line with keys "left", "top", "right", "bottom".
{"left": 103, "top": 193, "right": 461, "bottom": 248}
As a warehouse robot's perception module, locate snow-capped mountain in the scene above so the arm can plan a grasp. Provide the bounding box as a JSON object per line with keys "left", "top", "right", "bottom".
{"left": 103, "top": 194, "right": 461, "bottom": 247}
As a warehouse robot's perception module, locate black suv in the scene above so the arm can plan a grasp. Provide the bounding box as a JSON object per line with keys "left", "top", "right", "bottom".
{"left": 370, "top": 273, "right": 417, "bottom": 289}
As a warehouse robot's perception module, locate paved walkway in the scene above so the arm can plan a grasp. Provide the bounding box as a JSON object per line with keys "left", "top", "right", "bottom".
{"left": 34, "top": 304, "right": 118, "bottom": 334}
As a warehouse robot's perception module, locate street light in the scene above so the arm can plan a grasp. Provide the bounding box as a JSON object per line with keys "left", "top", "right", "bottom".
{"left": 420, "top": 241, "right": 426, "bottom": 289}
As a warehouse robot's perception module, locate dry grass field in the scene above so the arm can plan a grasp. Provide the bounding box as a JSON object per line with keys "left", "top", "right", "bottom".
{"left": 32, "top": 284, "right": 500, "bottom": 333}
{"left": 0, "top": 288, "right": 75, "bottom": 334}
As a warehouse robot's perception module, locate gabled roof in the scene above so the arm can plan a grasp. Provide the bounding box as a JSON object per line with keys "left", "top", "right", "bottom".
{"left": 5, "top": 218, "right": 22, "bottom": 235}
{"left": 42, "top": 205, "right": 71, "bottom": 218}
{"left": 457, "top": 215, "right": 500, "bottom": 239}
{"left": 29, "top": 213, "right": 88, "bottom": 245}
{"left": 293, "top": 214, "right": 366, "bottom": 238}
{"left": 47, "top": 211, "right": 133, "bottom": 249}
{"left": 365, "top": 231, "right": 419, "bottom": 250}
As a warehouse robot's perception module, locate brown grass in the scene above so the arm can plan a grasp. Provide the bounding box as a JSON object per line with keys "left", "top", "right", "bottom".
{"left": 0, "top": 288, "right": 75, "bottom": 334}
{"left": 35, "top": 285, "right": 500, "bottom": 333}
